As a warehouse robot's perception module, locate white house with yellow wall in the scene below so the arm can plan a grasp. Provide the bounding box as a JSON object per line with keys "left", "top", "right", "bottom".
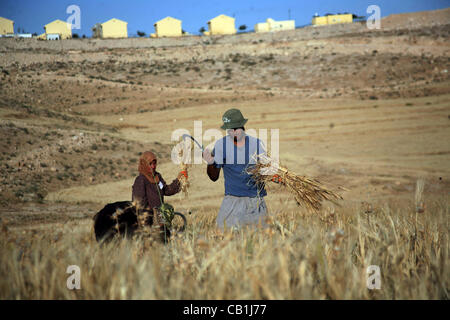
{"left": 40, "top": 19, "right": 72, "bottom": 39}
{"left": 151, "top": 16, "right": 182, "bottom": 38}
{"left": 92, "top": 18, "right": 128, "bottom": 38}
{"left": 255, "top": 18, "right": 295, "bottom": 33}
{"left": 204, "top": 14, "right": 236, "bottom": 35}
{"left": 312, "top": 13, "right": 353, "bottom": 26}
{"left": 0, "top": 17, "right": 14, "bottom": 35}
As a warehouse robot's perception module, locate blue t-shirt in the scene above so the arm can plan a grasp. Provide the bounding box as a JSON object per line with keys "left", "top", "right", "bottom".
{"left": 213, "top": 134, "right": 267, "bottom": 198}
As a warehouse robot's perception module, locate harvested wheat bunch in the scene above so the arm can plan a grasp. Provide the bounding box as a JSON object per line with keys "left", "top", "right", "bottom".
{"left": 174, "top": 140, "right": 191, "bottom": 197}
{"left": 247, "top": 154, "right": 345, "bottom": 212}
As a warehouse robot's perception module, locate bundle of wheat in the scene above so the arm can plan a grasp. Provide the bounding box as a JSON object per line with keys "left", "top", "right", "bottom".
{"left": 175, "top": 141, "right": 191, "bottom": 197}
{"left": 247, "top": 154, "right": 345, "bottom": 212}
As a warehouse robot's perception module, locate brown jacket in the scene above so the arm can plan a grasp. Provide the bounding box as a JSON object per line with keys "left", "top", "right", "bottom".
{"left": 132, "top": 172, "right": 180, "bottom": 211}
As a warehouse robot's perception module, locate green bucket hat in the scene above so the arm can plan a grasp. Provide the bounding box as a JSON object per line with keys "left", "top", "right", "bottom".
{"left": 220, "top": 108, "right": 248, "bottom": 130}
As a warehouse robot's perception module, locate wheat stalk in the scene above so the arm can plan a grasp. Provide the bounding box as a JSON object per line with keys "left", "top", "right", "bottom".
{"left": 176, "top": 140, "right": 191, "bottom": 198}
{"left": 246, "top": 154, "right": 346, "bottom": 212}
{"left": 415, "top": 178, "right": 425, "bottom": 213}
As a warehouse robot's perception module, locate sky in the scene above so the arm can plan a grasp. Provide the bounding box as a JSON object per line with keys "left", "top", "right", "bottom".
{"left": 0, "top": 0, "right": 449, "bottom": 36}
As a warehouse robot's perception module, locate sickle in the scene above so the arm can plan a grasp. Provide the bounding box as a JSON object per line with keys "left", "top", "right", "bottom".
{"left": 181, "top": 134, "right": 204, "bottom": 152}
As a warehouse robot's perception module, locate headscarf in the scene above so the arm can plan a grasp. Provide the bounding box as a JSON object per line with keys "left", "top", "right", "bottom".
{"left": 138, "top": 151, "right": 160, "bottom": 184}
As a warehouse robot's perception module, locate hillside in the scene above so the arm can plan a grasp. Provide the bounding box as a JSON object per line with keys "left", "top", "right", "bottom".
{"left": 0, "top": 7, "right": 448, "bottom": 212}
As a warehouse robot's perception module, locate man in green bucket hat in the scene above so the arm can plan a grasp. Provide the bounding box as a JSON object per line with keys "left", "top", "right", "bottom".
{"left": 203, "top": 108, "right": 268, "bottom": 231}
{"left": 220, "top": 108, "right": 248, "bottom": 130}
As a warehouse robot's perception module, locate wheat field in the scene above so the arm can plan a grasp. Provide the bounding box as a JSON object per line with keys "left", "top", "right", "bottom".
{"left": 1, "top": 194, "right": 448, "bottom": 299}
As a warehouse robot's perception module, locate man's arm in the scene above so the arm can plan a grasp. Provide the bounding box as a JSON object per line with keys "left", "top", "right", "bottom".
{"left": 203, "top": 148, "right": 221, "bottom": 182}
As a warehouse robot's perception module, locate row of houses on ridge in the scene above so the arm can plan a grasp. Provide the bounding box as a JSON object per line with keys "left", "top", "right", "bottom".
{"left": 0, "top": 13, "right": 354, "bottom": 39}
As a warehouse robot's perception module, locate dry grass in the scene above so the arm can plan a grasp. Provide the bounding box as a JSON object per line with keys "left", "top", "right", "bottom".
{"left": 0, "top": 197, "right": 448, "bottom": 299}
{"left": 415, "top": 178, "right": 425, "bottom": 213}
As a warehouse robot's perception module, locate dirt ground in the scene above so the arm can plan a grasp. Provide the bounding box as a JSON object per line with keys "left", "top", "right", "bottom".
{"left": 0, "top": 9, "right": 449, "bottom": 229}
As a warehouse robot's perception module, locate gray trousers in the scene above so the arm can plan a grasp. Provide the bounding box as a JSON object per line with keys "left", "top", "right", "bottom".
{"left": 217, "top": 195, "right": 268, "bottom": 231}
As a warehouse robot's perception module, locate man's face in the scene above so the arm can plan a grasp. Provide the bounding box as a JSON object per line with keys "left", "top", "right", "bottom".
{"left": 227, "top": 128, "right": 245, "bottom": 142}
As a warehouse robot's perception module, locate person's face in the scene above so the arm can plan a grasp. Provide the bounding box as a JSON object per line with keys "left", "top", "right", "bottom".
{"left": 149, "top": 159, "right": 157, "bottom": 173}
{"left": 227, "top": 128, "right": 245, "bottom": 142}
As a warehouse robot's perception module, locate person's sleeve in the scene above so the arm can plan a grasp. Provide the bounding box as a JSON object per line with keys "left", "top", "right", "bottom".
{"left": 213, "top": 139, "right": 224, "bottom": 168}
{"left": 161, "top": 175, "right": 181, "bottom": 196}
{"left": 132, "top": 176, "right": 147, "bottom": 209}
{"left": 258, "top": 139, "right": 267, "bottom": 157}
{"left": 212, "top": 148, "right": 222, "bottom": 168}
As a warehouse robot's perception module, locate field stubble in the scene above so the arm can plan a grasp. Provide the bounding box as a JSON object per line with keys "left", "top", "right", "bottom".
{"left": 0, "top": 195, "right": 448, "bottom": 299}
